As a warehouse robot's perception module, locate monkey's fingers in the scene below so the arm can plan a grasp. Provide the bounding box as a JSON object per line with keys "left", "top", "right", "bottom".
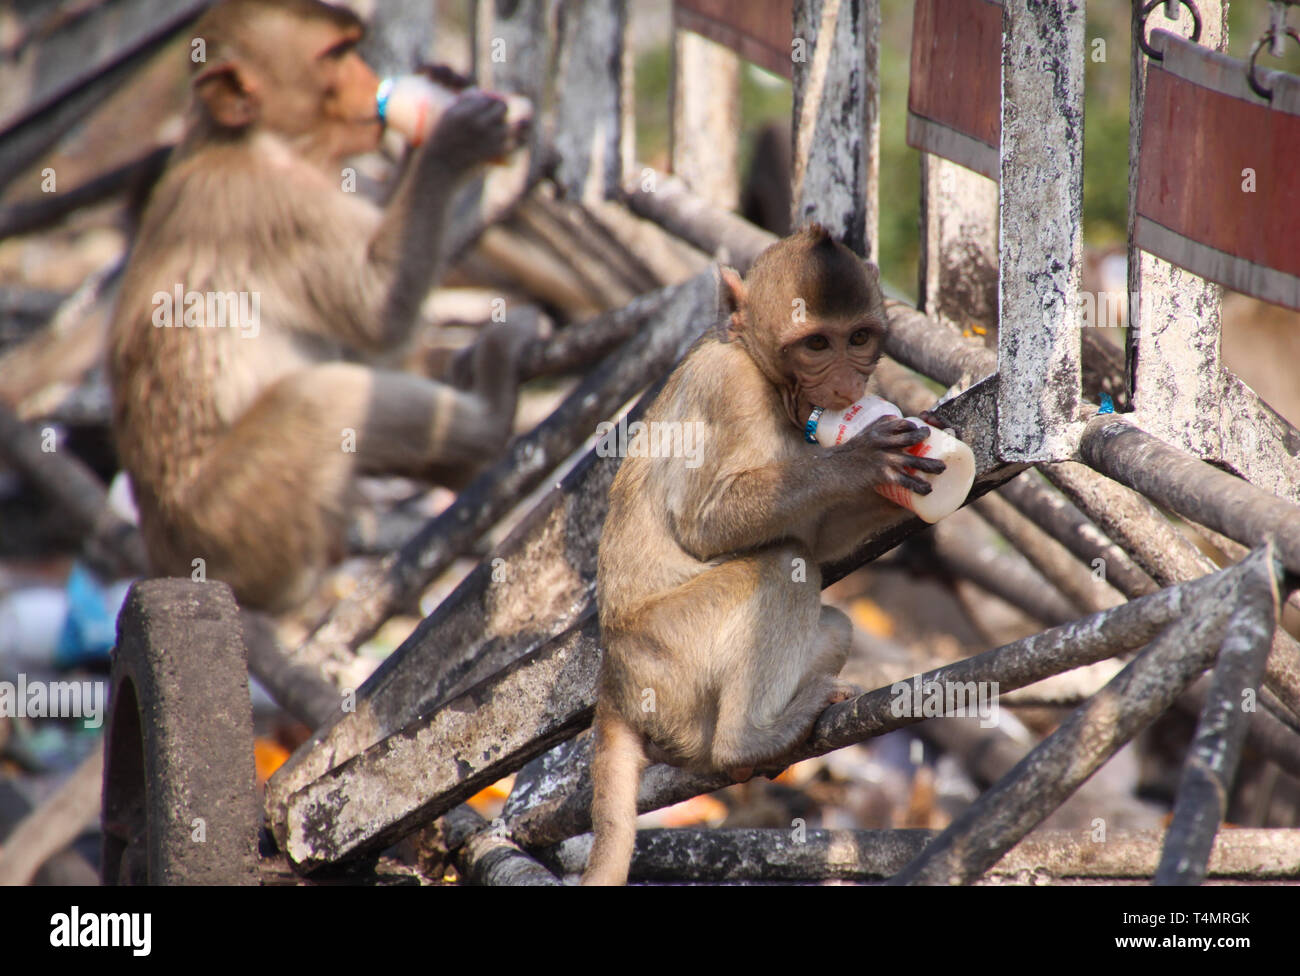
{"left": 904, "top": 454, "right": 946, "bottom": 475}
{"left": 418, "top": 63, "right": 474, "bottom": 92}
{"left": 507, "top": 113, "right": 533, "bottom": 148}
{"left": 888, "top": 467, "right": 934, "bottom": 495}
{"left": 868, "top": 423, "right": 930, "bottom": 449}
{"left": 919, "top": 410, "right": 962, "bottom": 440}
{"left": 867, "top": 416, "right": 923, "bottom": 436}
{"left": 432, "top": 92, "right": 511, "bottom": 167}
{"left": 450, "top": 90, "right": 509, "bottom": 125}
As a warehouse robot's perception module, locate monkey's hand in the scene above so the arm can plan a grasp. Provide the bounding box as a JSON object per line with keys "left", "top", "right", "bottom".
{"left": 919, "top": 409, "right": 963, "bottom": 442}
{"left": 841, "top": 416, "right": 946, "bottom": 495}
{"left": 416, "top": 63, "right": 474, "bottom": 92}
{"left": 427, "top": 90, "right": 510, "bottom": 171}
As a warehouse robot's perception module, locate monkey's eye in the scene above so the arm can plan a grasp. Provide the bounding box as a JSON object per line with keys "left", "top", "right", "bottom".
{"left": 320, "top": 38, "right": 358, "bottom": 61}
{"left": 804, "top": 335, "right": 830, "bottom": 351}
{"left": 849, "top": 329, "right": 874, "bottom": 346}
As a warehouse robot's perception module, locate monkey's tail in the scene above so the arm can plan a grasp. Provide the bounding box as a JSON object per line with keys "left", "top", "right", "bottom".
{"left": 581, "top": 705, "right": 647, "bottom": 886}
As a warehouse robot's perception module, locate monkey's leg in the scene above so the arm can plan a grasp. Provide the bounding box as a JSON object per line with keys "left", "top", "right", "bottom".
{"left": 468, "top": 319, "right": 531, "bottom": 427}
{"left": 625, "top": 548, "right": 850, "bottom": 771}
{"left": 425, "top": 320, "right": 532, "bottom": 488}
{"left": 812, "top": 605, "right": 864, "bottom": 701}
{"left": 708, "top": 557, "right": 852, "bottom": 771}
{"left": 174, "top": 362, "right": 513, "bottom": 609}
{"left": 582, "top": 703, "right": 648, "bottom": 886}
{"left": 735, "top": 607, "right": 859, "bottom": 782}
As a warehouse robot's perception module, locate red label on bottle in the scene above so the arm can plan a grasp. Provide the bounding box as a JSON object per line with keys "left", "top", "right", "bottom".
{"left": 876, "top": 483, "right": 914, "bottom": 511}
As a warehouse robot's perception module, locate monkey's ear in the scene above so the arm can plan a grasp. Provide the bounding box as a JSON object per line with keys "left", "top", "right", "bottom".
{"left": 720, "top": 266, "right": 747, "bottom": 338}
{"left": 194, "top": 61, "right": 260, "bottom": 129}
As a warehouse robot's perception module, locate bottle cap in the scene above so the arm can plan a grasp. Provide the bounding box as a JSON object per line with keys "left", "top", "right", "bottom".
{"left": 376, "top": 77, "right": 395, "bottom": 124}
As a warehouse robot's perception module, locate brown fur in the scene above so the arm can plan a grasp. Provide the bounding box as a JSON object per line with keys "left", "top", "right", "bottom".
{"left": 582, "top": 227, "right": 946, "bottom": 885}
{"left": 109, "top": 0, "right": 523, "bottom": 611}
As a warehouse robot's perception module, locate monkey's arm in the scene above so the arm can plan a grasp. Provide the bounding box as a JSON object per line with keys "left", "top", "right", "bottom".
{"left": 668, "top": 420, "right": 928, "bottom": 562}
{"left": 660, "top": 339, "right": 940, "bottom": 560}
{"left": 361, "top": 92, "right": 510, "bottom": 349}
{"left": 671, "top": 453, "right": 860, "bottom": 559}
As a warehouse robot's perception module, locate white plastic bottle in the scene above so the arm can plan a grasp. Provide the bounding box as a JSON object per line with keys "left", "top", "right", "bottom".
{"left": 813, "top": 395, "right": 975, "bottom": 523}
{"left": 376, "top": 75, "right": 456, "bottom": 145}
{"left": 376, "top": 76, "right": 533, "bottom": 152}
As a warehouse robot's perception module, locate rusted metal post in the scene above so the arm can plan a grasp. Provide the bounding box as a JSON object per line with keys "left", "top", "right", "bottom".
{"left": 553, "top": 0, "right": 630, "bottom": 204}
{"left": 1157, "top": 552, "right": 1281, "bottom": 885}
{"left": 791, "top": 0, "right": 879, "bottom": 259}
{"left": 1128, "top": 1, "right": 1226, "bottom": 460}
{"left": 671, "top": 21, "right": 741, "bottom": 210}
{"left": 474, "top": 0, "right": 549, "bottom": 177}
{"left": 919, "top": 156, "right": 998, "bottom": 337}
{"left": 997, "top": 0, "right": 1086, "bottom": 461}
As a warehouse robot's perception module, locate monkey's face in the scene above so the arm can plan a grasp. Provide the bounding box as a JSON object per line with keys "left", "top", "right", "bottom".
{"left": 779, "top": 313, "right": 886, "bottom": 412}
{"left": 271, "top": 17, "right": 382, "bottom": 161}
{"left": 725, "top": 225, "right": 888, "bottom": 427}
{"left": 193, "top": 4, "right": 383, "bottom": 164}
{"left": 310, "top": 24, "right": 384, "bottom": 160}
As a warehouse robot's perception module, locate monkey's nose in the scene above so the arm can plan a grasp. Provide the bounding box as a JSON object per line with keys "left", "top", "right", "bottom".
{"left": 828, "top": 387, "right": 861, "bottom": 409}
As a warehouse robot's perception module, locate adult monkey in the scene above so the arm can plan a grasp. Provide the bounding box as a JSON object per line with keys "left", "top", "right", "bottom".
{"left": 583, "top": 225, "right": 947, "bottom": 885}
{"left": 109, "top": 0, "right": 527, "bottom": 612}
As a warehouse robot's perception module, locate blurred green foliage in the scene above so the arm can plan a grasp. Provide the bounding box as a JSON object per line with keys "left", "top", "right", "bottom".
{"left": 634, "top": 42, "right": 672, "bottom": 170}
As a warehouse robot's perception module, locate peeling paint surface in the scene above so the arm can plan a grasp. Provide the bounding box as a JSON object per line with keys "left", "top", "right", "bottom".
{"left": 792, "top": 0, "right": 879, "bottom": 258}
{"left": 997, "top": 0, "right": 1085, "bottom": 461}
{"left": 553, "top": 0, "right": 627, "bottom": 204}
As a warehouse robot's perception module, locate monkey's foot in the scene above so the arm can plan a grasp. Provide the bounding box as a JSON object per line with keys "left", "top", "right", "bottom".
{"left": 732, "top": 762, "right": 790, "bottom": 781}
{"left": 480, "top": 317, "right": 540, "bottom": 375}
{"left": 828, "top": 681, "right": 863, "bottom": 705}
{"left": 469, "top": 317, "right": 541, "bottom": 444}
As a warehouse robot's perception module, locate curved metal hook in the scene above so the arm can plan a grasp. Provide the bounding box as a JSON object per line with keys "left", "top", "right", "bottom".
{"left": 1138, "top": 0, "right": 1203, "bottom": 61}
{"left": 1248, "top": 27, "right": 1300, "bottom": 100}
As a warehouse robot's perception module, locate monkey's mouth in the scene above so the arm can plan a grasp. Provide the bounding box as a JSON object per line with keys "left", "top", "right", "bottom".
{"left": 811, "top": 393, "right": 858, "bottom": 411}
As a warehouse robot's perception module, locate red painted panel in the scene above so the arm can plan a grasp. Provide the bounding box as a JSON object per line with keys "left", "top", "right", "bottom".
{"left": 908, "top": 0, "right": 1002, "bottom": 149}
{"left": 1138, "top": 62, "right": 1300, "bottom": 278}
{"left": 675, "top": 0, "right": 795, "bottom": 79}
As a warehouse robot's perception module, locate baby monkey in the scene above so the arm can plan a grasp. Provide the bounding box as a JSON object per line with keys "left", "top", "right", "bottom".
{"left": 584, "top": 225, "right": 946, "bottom": 885}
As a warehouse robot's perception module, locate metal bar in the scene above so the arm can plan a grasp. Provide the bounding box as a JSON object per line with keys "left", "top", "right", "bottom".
{"left": 540, "top": 826, "right": 1300, "bottom": 883}
{"left": 887, "top": 546, "right": 1276, "bottom": 886}
{"left": 1157, "top": 552, "right": 1281, "bottom": 884}
{"left": 1079, "top": 415, "right": 1300, "bottom": 578}
{"left": 996, "top": 0, "right": 1086, "bottom": 461}
{"left": 552, "top": 0, "right": 628, "bottom": 203}
{"left": 791, "top": 0, "right": 879, "bottom": 259}
{"left": 503, "top": 563, "right": 1244, "bottom": 849}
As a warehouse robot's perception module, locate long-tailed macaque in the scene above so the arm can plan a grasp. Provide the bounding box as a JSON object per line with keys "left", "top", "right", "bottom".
{"left": 583, "top": 225, "right": 947, "bottom": 885}
{"left": 108, "top": 0, "right": 527, "bottom": 611}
